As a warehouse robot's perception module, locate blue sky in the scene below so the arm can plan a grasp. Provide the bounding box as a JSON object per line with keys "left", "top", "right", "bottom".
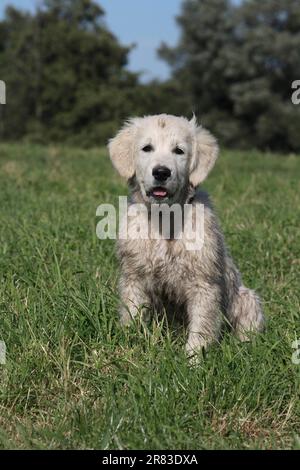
{"left": 0, "top": 0, "right": 182, "bottom": 82}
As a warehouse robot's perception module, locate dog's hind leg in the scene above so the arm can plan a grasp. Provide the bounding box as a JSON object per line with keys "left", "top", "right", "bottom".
{"left": 223, "top": 254, "right": 265, "bottom": 341}
{"left": 229, "top": 286, "right": 265, "bottom": 341}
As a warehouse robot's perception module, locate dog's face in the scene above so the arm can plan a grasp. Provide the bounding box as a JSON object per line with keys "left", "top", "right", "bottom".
{"left": 134, "top": 115, "right": 192, "bottom": 204}
{"left": 108, "top": 114, "right": 219, "bottom": 204}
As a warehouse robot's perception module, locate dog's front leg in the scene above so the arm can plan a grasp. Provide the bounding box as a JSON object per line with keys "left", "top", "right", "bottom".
{"left": 119, "top": 274, "right": 151, "bottom": 325}
{"left": 185, "top": 284, "right": 222, "bottom": 357}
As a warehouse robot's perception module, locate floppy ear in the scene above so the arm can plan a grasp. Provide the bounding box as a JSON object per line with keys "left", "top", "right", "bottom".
{"left": 189, "top": 126, "right": 219, "bottom": 186}
{"left": 108, "top": 122, "right": 136, "bottom": 179}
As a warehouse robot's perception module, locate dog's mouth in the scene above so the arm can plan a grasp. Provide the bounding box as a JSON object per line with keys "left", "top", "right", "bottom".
{"left": 147, "top": 187, "right": 169, "bottom": 200}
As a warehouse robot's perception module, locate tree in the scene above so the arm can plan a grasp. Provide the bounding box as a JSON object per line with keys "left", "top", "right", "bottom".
{"left": 0, "top": 0, "right": 141, "bottom": 145}
{"left": 159, "top": 0, "right": 300, "bottom": 151}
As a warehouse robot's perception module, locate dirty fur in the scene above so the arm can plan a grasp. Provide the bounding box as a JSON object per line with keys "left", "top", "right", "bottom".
{"left": 108, "top": 114, "right": 265, "bottom": 356}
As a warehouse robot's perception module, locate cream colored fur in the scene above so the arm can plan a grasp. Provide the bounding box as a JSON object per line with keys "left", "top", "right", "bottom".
{"left": 108, "top": 114, "right": 265, "bottom": 358}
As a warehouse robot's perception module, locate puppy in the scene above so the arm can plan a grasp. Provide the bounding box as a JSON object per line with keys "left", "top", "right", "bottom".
{"left": 108, "top": 114, "right": 265, "bottom": 356}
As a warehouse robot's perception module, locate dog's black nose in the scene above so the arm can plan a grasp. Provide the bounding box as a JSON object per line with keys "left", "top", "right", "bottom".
{"left": 152, "top": 165, "right": 171, "bottom": 182}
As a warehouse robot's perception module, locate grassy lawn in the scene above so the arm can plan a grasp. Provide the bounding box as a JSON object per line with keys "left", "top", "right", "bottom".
{"left": 0, "top": 142, "right": 299, "bottom": 449}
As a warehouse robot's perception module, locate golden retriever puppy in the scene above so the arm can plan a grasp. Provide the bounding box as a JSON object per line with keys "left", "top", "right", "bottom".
{"left": 108, "top": 114, "right": 265, "bottom": 357}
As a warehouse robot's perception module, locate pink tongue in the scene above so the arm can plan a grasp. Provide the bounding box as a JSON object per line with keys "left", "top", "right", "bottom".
{"left": 153, "top": 189, "right": 167, "bottom": 197}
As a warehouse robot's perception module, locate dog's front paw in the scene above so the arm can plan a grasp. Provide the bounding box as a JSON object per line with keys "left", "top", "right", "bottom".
{"left": 119, "top": 303, "right": 151, "bottom": 326}
{"left": 185, "top": 335, "right": 208, "bottom": 364}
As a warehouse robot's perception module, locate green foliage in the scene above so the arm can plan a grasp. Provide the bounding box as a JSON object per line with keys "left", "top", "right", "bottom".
{"left": 0, "top": 143, "right": 299, "bottom": 449}
{"left": 159, "top": 0, "right": 300, "bottom": 151}
{"left": 0, "top": 0, "right": 142, "bottom": 146}
{"left": 0, "top": 0, "right": 299, "bottom": 151}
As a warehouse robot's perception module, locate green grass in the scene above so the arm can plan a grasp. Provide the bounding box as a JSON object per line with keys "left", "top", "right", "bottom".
{"left": 0, "top": 143, "right": 299, "bottom": 449}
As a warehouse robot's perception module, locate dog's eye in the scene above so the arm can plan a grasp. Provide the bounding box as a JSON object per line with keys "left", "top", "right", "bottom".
{"left": 142, "top": 144, "right": 154, "bottom": 152}
{"left": 173, "top": 146, "right": 184, "bottom": 155}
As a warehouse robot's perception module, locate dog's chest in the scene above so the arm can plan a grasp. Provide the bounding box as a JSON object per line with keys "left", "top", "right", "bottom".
{"left": 120, "top": 237, "right": 197, "bottom": 286}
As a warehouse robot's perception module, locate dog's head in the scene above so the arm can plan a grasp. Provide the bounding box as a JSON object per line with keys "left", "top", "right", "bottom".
{"left": 108, "top": 114, "right": 218, "bottom": 204}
